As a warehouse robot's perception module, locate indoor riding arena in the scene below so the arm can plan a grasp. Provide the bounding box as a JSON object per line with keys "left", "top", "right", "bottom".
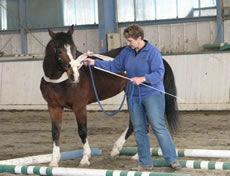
{"left": 0, "top": 1, "right": 230, "bottom": 176}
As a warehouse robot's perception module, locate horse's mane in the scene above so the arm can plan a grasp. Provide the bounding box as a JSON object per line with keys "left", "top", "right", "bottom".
{"left": 45, "top": 41, "right": 55, "bottom": 57}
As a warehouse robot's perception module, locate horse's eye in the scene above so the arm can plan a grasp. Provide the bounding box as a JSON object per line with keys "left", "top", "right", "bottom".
{"left": 58, "top": 50, "right": 62, "bottom": 54}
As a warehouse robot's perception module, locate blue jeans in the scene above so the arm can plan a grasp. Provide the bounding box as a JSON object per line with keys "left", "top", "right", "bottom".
{"left": 128, "top": 94, "right": 178, "bottom": 167}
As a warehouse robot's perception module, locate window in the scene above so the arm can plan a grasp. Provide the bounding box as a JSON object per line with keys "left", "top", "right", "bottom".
{"left": 156, "top": 0, "right": 177, "bottom": 19}
{"left": 188, "top": 0, "right": 216, "bottom": 17}
{"left": 117, "top": 0, "right": 134, "bottom": 22}
{"left": 0, "top": 0, "right": 98, "bottom": 30}
{"left": 178, "top": 0, "right": 198, "bottom": 18}
{"left": 0, "top": 0, "right": 7, "bottom": 30}
{"left": 63, "top": 0, "right": 98, "bottom": 26}
{"left": 117, "top": 0, "right": 217, "bottom": 22}
{"left": 135, "top": 0, "right": 155, "bottom": 21}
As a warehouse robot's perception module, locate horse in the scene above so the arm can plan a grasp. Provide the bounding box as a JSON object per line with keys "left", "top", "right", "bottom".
{"left": 40, "top": 25, "right": 179, "bottom": 167}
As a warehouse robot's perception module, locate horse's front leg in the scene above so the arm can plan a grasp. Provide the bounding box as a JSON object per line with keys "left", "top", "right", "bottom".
{"left": 111, "top": 117, "right": 133, "bottom": 157}
{"left": 48, "top": 106, "right": 64, "bottom": 167}
{"left": 74, "top": 108, "right": 91, "bottom": 166}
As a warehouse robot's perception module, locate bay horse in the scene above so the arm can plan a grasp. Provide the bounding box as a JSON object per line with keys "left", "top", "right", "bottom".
{"left": 40, "top": 25, "right": 179, "bottom": 167}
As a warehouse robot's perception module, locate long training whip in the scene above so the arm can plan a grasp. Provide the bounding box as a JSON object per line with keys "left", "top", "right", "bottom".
{"left": 93, "top": 66, "right": 184, "bottom": 103}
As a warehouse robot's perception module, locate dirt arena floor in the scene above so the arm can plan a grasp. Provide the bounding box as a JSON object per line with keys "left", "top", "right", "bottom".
{"left": 0, "top": 110, "right": 230, "bottom": 176}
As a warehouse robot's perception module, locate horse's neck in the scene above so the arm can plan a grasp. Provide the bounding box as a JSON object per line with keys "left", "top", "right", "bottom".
{"left": 43, "top": 52, "right": 63, "bottom": 79}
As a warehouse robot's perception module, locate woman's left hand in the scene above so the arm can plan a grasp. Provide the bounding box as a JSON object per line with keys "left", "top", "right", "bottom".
{"left": 130, "top": 77, "right": 145, "bottom": 85}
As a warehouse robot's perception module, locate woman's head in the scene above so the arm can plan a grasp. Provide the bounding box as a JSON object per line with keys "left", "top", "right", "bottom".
{"left": 123, "top": 24, "right": 144, "bottom": 40}
{"left": 123, "top": 24, "right": 145, "bottom": 49}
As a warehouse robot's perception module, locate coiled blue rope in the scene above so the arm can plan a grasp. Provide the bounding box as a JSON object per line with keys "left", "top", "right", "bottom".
{"left": 88, "top": 65, "right": 130, "bottom": 116}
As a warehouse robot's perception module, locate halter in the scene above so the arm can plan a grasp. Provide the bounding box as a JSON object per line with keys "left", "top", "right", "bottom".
{"left": 43, "top": 72, "right": 69, "bottom": 83}
{"left": 43, "top": 46, "right": 81, "bottom": 83}
{"left": 55, "top": 47, "right": 71, "bottom": 72}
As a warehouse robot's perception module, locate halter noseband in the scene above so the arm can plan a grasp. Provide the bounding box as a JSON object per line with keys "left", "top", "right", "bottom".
{"left": 55, "top": 47, "right": 71, "bottom": 72}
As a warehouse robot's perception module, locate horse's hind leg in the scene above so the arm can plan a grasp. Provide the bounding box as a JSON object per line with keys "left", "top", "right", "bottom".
{"left": 48, "top": 106, "right": 64, "bottom": 167}
{"left": 74, "top": 108, "right": 91, "bottom": 166}
{"left": 111, "top": 116, "right": 151, "bottom": 160}
{"left": 110, "top": 117, "right": 133, "bottom": 157}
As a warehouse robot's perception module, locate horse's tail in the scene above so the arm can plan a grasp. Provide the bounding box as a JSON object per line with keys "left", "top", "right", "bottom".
{"left": 163, "top": 59, "right": 180, "bottom": 134}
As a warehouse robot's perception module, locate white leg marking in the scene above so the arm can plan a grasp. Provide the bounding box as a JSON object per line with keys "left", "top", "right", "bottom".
{"left": 131, "top": 147, "right": 152, "bottom": 161}
{"left": 80, "top": 139, "right": 91, "bottom": 166}
{"left": 111, "top": 128, "right": 128, "bottom": 157}
{"left": 49, "top": 142, "right": 60, "bottom": 167}
{"left": 131, "top": 153, "right": 139, "bottom": 160}
{"left": 65, "top": 44, "right": 80, "bottom": 82}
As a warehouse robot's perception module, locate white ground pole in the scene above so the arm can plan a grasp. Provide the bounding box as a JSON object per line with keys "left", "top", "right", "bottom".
{"left": 120, "top": 147, "right": 230, "bottom": 159}
{"left": 0, "top": 165, "right": 192, "bottom": 176}
{"left": 0, "top": 148, "right": 101, "bottom": 165}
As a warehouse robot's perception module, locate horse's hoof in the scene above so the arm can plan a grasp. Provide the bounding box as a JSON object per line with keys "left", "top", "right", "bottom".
{"left": 131, "top": 154, "right": 138, "bottom": 161}
{"left": 79, "top": 155, "right": 91, "bottom": 166}
{"left": 49, "top": 162, "right": 59, "bottom": 167}
{"left": 79, "top": 161, "right": 90, "bottom": 167}
{"left": 110, "top": 154, "right": 119, "bottom": 160}
{"left": 110, "top": 148, "right": 120, "bottom": 158}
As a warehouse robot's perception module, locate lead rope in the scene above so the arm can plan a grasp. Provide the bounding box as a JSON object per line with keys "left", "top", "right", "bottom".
{"left": 88, "top": 64, "right": 130, "bottom": 116}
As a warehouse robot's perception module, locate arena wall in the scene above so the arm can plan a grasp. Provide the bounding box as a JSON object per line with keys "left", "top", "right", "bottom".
{"left": 0, "top": 52, "right": 229, "bottom": 111}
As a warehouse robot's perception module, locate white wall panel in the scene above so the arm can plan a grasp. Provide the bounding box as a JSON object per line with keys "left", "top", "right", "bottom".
{"left": 158, "top": 24, "right": 172, "bottom": 53}
{"left": 197, "top": 22, "right": 212, "bottom": 48}
{"left": 210, "top": 21, "right": 217, "bottom": 42}
{"left": 72, "top": 29, "right": 99, "bottom": 53}
{"left": 0, "top": 34, "right": 21, "bottom": 55}
{"left": 170, "top": 23, "right": 185, "bottom": 53}
{"left": 120, "top": 21, "right": 217, "bottom": 54}
{"left": 0, "top": 60, "right": 44, "bottom": 105}
{"left": 184, "top": 23, "right": 199, "bottom": 52}
{"left": 85, "top": 29, "right": 99, "bottom": 53}
{"left": 224, "top": 20, "right": 230, "bottom": 43}
{"left": 143, "top": 25, "right": 159, "bottom": 48}
{"left": 73, "top": 29, "right": 87, "bottom": 52}
{"left": 164, "top": 53, "right": 230, "bottom": 110}
{"left": 0, "top": 63, "right": 3, "bottom": 102}
{"left": 27, "top": 32, "right": 50, "bottom": 54}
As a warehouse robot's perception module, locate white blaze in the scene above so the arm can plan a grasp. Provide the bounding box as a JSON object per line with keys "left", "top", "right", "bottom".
{"left": 65, "top": 44, "right": 80, "bottom": 82}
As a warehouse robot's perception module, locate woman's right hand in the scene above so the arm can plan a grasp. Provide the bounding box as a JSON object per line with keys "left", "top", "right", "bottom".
{"left": 83, "top": 58, "right": 95, "bottom": 66}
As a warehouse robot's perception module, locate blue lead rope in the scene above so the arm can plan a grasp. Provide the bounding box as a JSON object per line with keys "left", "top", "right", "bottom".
{"left": 88, "top": 65, "right": 130, "bottom": 116}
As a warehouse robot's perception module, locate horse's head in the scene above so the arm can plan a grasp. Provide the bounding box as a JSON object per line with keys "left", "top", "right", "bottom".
{"left": 47, "top": 25, "right": 80, "bottom": 83}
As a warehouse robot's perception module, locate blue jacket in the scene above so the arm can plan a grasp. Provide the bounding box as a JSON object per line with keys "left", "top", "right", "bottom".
{"left": 95, "top": 41, "right": 165, "bottom": 99}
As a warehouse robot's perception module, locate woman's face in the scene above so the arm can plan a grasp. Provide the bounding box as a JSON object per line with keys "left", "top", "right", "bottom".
{"left": 126, "top": 37, "right": 142, "bottom": 49}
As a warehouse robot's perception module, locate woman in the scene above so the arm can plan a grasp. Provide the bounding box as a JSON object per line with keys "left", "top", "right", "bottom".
{"left": 83, "top": 24, "right": 181, "bottom": 171}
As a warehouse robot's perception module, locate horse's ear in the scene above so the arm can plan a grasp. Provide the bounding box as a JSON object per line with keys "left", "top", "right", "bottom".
{"left": 48, "top": 29, "right": 56, "bottom": 39}
{"left": 67, "top": 25, "right": 74, "bottom": 36}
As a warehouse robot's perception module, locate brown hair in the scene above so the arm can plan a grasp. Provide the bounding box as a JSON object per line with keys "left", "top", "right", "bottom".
{"left": 123, "top": 24, "right": 144, "bottom": 40}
